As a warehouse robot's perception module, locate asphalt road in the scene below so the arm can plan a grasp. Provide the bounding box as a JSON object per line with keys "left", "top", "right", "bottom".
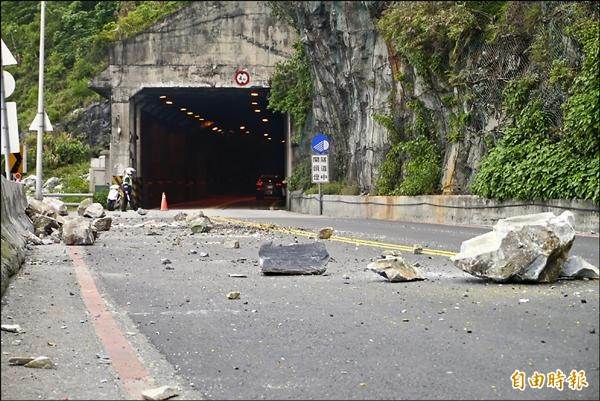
{"left": 79, "top": 207, "right": 598, "bottom": 400}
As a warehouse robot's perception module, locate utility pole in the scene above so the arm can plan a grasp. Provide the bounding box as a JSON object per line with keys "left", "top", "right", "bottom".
{"left": 35, "top": 0, "right": 46, "bottom": 200}
{"left": 0, "top": 52, "right": 11, "bottom": 180}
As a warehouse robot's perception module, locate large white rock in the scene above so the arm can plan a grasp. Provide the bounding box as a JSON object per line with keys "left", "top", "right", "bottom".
{"left": 83, "top": 202, "right": 106, "bottom": 219}
{"left": 42, "top": 197, "right": 68, "bottom": 216}
{"left": 367, "top": 257, "right": 424, "bottom": 282}
{"left": 62, "top": 217, "right": 95, "bottom": 245}
{"left": 451, "top": 211, "right": 575, "bottom": 283}
{"left": 26, "top": 197, "right": 55, "bottom": 218}
{"left": 560, "top": 256, "right": 599, "bottom": 279}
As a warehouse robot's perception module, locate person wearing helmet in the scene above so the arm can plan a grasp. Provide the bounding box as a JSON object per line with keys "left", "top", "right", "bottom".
{"left": 121, "top": 167, "right": 137, "bottom": 211}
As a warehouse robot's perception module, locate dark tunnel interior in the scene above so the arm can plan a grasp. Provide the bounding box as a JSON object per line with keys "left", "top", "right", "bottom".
{"left": 135, "top": 88, "right": 286, "bottom": 208}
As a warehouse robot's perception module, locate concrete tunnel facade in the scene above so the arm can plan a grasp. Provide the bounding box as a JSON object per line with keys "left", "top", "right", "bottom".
{"left": 91, "top": 1, "right": 298, "bottom": 208}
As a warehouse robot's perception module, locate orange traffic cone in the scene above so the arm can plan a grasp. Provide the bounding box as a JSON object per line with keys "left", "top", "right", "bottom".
{"left": 160, "top": 192, "right": 169, "bottom": 211}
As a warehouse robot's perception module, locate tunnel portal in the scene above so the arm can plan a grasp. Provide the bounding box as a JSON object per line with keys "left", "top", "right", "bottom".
{"left": 135, "top": 88, "right": 286, "bottom": 208}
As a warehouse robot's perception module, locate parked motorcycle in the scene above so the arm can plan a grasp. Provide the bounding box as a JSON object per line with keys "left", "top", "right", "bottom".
{"left": 106, "top": 184, "right": 122, "bottom": 211}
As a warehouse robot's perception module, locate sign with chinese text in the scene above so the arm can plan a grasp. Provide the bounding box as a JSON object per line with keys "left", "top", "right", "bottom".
{"left": 311, "top": 155, "right": 329, "bottom": 183}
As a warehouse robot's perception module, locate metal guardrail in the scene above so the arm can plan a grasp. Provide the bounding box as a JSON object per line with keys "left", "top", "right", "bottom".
{"left": 43, "top": 193, "right": 93, "bottom": 207}
{"left": 289, "top": 194, "right": 600, "bottom": 213}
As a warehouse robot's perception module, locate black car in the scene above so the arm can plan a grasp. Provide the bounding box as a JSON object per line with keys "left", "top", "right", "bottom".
{"left": 256, "top": 175, "right": 285, "bottom": 199}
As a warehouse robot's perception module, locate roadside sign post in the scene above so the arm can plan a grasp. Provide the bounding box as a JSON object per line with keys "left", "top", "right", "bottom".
{"left": 35, "top": 1, "right": 46, "bottom": 200}
{"left": 0, "top": 56, "right": 11, "bottom": 180}
{"left": 311, "top": 133, "right": 330, "bottom": 216}
{"left": 1, "top": 40, "right": 18, "bottom": 180}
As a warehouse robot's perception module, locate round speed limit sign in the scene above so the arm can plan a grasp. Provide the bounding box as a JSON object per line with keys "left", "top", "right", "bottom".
{"left": 234, "top": 69, "right": 250, "bottom": 86}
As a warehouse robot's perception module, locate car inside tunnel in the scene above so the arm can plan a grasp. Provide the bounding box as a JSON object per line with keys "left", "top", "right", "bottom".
{"left": 134, "top": 88, "right": 286, "bottom": 209}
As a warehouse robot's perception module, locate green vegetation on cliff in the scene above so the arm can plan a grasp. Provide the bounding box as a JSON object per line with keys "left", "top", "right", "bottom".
{"left": 1, "top": 1, "right": 189, "bottom": 182}
{"left": 2, "top": 1, "right": 189, "bottom": 129}
{"left": 377, "top": 1, "right": 599, "bottom": 202}
{"left": 471, "top": 3, "right": 599, "bottom": 203}
{"left": 268, "top": 41, "right": 314, "bottom": 143}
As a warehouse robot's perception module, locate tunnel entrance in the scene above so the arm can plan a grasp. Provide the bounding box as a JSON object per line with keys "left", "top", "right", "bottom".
{"left": 134, "top": 88, "right": 287, "bottom": 208}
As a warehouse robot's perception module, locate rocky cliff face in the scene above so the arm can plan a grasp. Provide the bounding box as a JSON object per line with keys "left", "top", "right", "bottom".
{"left": 59, "top": 100, "right": 111, "bottom": 150}
{"left": 281, "top": 2, "right": 393, "bottom": 190}
{"left": 280, "top": 1, "right": 585, "bottom": 195}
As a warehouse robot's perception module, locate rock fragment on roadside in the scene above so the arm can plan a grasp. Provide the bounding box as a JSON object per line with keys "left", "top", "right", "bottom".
{"left": 77, "top": 198, "right": 93, "bottom": 216}
{"left": 318, "top": 227, "right": 333, "bottom": 239}
{"left": 24, "top": 356, "right": 55, "bottom": 369}
{"left": 173, "top": 212, "right": 188, "bottom": 221}
{"left": 227, "top": 291, "right": 241, "bottom": 300}
{"left": 8, "top": 357, "right": 34, "bottom": 365}
{"left": 83, "top": 203, "right": 105, "bottom": 219}
{"left": 367, "top": 257, "right": 424, "bottom": 282}
{"left": 62, "top": 217, "right": 95, "bottom": 245}
{"left": 224, "top": 239, "right": 239, "bottom": 249}
{"left": 1, "top": 324, "right": 23, "bottom": 333}
{"left": 560, "top": 256, "right": 599, "bottom": 279}
{"left": 92, "top": 216, "right": 112, "bottom": 231}
{"left": 451, "top": 212, "right": 575, "bottom": 283}
{"left": 190, "top": 216, "right": 213, "bottom": 234}
{"left": 412, "top": 244, "right": 423, "bottom": 254}
{"left": 381, "top": 250, "right": 402, "bottom": 259}
{"left": 141, "top": 385, "right": 179, "bottom": 401}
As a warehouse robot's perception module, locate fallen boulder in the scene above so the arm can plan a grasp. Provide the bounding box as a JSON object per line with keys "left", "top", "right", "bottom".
{"left": 190, "top": 216, "right": 213, "bottom": 234}
{"left": 31, "top": 214, "right": 60, "bottom": 237}
{"left": 560, "top": 256, "right": 599, "bottom": 279}
{"left": 62, "top": 217, "right": 95, "bottom": 245}
{"left": 318, "top": 227, "right": 333, "bottom": 239}
{"left": 137, "top": 208, "right": 148, "bottom": 215}
{"left": 42, "top": 197, "right": 68, "bottom": 216}
{"left": 259, "top": 241, "right": 329, "bottom": 275}
{"left": 451, "top": 211, "right": 575, "bottom": 283}
{"left": 26, "top": 197, "right": 55, "bottom": 218}
{"left": 367, "top": 257, "right": 424, "bottom": 282}
{"left": 83, "top": 203, "right": 106, "bottom": 219}
{"left": 77, "top": 198, "right": 93, "bottom": 216}
{"left": 92, "top": 216, "right": 112, "bottom": 231}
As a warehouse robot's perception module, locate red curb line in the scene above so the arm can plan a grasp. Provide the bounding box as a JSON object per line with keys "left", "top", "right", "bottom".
{"left": 68, "top": 247, "right": 153, "bottom": 399}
